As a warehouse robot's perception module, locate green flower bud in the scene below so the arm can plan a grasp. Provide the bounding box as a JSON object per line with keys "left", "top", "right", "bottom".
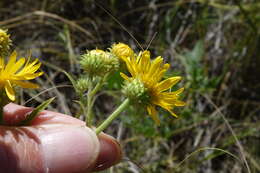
{"left": 122, "top": 78, "right": 150, "bottom": 104}
{"left": 75, "top": 77, "right": 90, "bottom": 93}
{"left": 80, "top": 49, "right": 119, "bottom": 77}
{"left": 0, "top": 29, "right": 12, "bottom": 57}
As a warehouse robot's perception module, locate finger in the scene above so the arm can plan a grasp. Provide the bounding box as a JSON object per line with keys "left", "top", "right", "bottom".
{"left": 2, "top": 103, "right": 123, "bottom": 172}
{"left": 3, "top": 103, "right": 85, "bottom": 126}
{"left": 92, "top": 133, "right": 122, "bottom": 171}
{"left": 0, "top": 125, "right": 100, "bottom": 173}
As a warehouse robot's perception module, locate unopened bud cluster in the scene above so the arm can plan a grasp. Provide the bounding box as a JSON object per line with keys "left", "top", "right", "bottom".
{"left": 122, "top": 78, "right": 150, "bottom": 104}
{"left": 111, "top": 42, "right": 134, "bottom": 60}
{"left": 0, "top": 29, "right": 12, "bottom": 57}
{"left": 80, "top": 49, "right": 119, "bottom": 77}
{"left": 75, "top": 77, "right": 90, "bottom": 93}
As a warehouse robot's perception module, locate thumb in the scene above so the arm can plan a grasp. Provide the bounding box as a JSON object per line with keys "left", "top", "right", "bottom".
{"left": 0, "top": 103, "right": 122, "bottom": 173}
{"left": 0, "top": 125, "right": 99, "bottom": 173}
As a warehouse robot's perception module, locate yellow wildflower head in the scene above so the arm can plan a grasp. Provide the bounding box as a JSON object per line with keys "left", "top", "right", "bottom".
{"left": 0, "top": 29, "right": 12, "bottom": 57}
{"left": 121, "top": 50, "right": 185, "bottom": 125}
{"left": 111, "top": 43, "right": 134, "bottom": 61}
{"left": 0, "top": 51, "right": 43, "bottom": 101}
{"left": 80, "top": 49, "right": 119, "bottom": 77}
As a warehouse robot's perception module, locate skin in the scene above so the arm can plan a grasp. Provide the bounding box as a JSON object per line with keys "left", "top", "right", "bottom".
{"left": 0, "top": 103, "right": 122, "bottom": 173}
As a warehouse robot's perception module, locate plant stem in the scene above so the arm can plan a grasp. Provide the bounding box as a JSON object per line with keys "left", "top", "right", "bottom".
{"left": 86, "top": 81, "right": 93, "bottom": 126}
{"left": 90, "top": 74, "right": 109, "bottom": 97}
{"left": 87, "top": 74, "right": 109, "bottom": 126}
{"left": 95, "top": 98, "right": 130, "bottom": 135}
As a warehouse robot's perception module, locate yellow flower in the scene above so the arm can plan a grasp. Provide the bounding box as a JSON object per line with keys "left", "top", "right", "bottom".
{"left": 111, "top": 42, "right": 134, "bottom": 60}
{"left": 0, "top": 29, "right": 12, "bottom": 57}
{"left": 0, "top": 51, "right": 43, "bottom": 101}
{"left": 120, "top": 50, "right": 185, "bottom": 124}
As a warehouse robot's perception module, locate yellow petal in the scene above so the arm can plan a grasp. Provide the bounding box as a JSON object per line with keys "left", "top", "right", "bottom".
{"left": 25, "top": 59, "right": 40, "bottom": 70}
{"left": 164, "top": 88, "right": 184, "bottom": 97}
{"left": 148, "top": 56, "right": 163, "bottom": 76}
{"left": 27, "top": 58, "right": 39, "bottom": 67}
{"left": 151, "top": 69, "right": 167, "bottom": 84}
{"left": 156, "top": 76, "right": 181, "bottom": 92}
{"left": 151, "top": 63, "right": 170, "bottom": 83}
{"left": 138, "top": 51, "right": 150, "bottom": 73}
{"left": 153, "top": 99, "right": 173, "bottom": 111}
{"left": 17, "top": 60, "right": 40, "bottom": 75}
{"left": 24, "top": 52, "right": 32, "bottom": 66}
{"left": 147, "top": 105, "right": 160, "bottom": 125}
{"left": 123, "top": 57, "right": 137, "bottom": 77}
{"left": 15, "top": 58, "right": 43, "bottom": 79}
{"left": 5, "top": 80, "right": 15, "bottom": 101}
{"left": 166, "top": 108, "right": 178, "bottom": 118}
{"left": 5, "top": 51, "right": 17, "bottom": 72}
{"left": 157, "top": 92, "right": 178, "bottom": 102}
{"left": 0, "top": 57, "right": 4, "bottom": 69}
{"left": 174, "top": 87, "right": 184, "bottom": 95}
{"left": 9, "top": 58, "right": 25, "bottom": 74}
{"left": 174, "top": 100, "right": 186, "bottom": 106}
{"left": 120, "top": 72, "right": 130, "bottom": 81}
{"left": 162, "top": 63, "right": 170, "bottom": 70}
{"left": 17, "top": 71, "right": 43, "bottom": 80}
{"left": 28, "top": 63, "right": 42, "bottom": 73}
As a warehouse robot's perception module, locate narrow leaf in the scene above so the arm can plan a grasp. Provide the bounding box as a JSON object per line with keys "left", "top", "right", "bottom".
{"left": 62, "top": 70, "right": 77, "bottom": 90}
{"left": 18, "top": 97, "right": 55, "bottom": 126}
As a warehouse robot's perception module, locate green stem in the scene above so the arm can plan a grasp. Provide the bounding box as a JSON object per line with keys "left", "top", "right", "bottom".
{"left": 86, "top": 82, "right": 93, "bottom": 126}
{"left": 87, "top": 74, "right": 109, "bottom": 126}
{"left": 95, "top": 98, "right": 130, "bottom": 135}
{"left": 78, "top": 95, "right": 87, "bottom": 119}
{"left": 90, "top": 74, "right": 109, "bottom": 97}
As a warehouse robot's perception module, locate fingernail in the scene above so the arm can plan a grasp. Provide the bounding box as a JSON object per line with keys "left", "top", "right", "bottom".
{"left": 40, "top": 125, "right": 99, "bottom": 173}
{"left": 93, "top": 133, "right": 122, "bottom": 171}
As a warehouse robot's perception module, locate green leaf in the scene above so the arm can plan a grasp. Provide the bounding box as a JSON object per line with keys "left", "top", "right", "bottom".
{"left": 18, "top": 97, "right": 55, "bottom": 126}
{"left": 62, "top": 70, "right": 77, "bottom": 89}
{"left": 189, "top": 40, "right": 204, "bottom": 63}
{"left": 106, "top": 71, "right": 124, "bottom": 89}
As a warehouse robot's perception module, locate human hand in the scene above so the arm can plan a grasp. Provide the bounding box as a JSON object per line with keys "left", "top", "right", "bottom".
{"left": 0, "top": 103, "right": 122, "bottom": 173}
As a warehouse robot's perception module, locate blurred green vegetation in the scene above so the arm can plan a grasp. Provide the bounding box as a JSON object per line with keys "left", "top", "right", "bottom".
{"left": 0, "top": 0, "right": 259, "bottom": 172}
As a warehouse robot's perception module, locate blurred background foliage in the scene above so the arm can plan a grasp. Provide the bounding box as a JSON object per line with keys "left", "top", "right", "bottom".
{"left": 0, "top": 0, "right": 259, "bottom": 172}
